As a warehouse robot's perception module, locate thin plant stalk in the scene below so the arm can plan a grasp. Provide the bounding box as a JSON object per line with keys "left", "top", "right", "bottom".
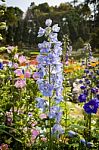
{"left": 48, "top": 65, "right": 52, "bottom": 149}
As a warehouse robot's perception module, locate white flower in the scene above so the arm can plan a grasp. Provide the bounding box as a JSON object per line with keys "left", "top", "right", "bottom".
{"left": 45, "top": 19, "right": 52, "bottom": 27}
{"left": 52, "top": 24, "right": 60, "bottom": 32}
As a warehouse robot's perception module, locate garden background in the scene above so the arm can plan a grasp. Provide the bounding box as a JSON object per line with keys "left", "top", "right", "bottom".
{"left": 0, "top": 0, "right": 99, "bottom": 149}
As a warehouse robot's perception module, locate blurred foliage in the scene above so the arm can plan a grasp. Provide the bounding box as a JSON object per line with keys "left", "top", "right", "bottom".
{"left": 0, "top": 1, "right": 98, "bottom": 52}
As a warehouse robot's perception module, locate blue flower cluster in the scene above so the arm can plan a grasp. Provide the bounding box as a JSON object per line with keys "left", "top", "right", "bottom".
{"left": 78, "top": 67, "right": 99, "bottom": 114}
{"left": 36, "top": 19, "right": 64, "bottom": 135}
{"left": 68, "top": 130, "right": 93, "bottom": 148}
{"left": 82, "top": 43, "right": 93, "bottom": 61}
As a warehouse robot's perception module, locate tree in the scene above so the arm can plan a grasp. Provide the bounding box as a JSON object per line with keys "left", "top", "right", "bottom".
{"left": 0, "top": 0, "right": 6, "bottom": 52}
{"left": 70, "top": 0, "right": 78, "bottom": 7}
{"left": 0, "top": 2, "right": 6, "bottom": 44}
{"left": 37, "top": 3, "right": 50, "bottom": 13}
{"left": 74, "top": 37, "right": 84, "bottom": 50}
{"left": 5, "top": 7, "right": 23, "bottom": 45}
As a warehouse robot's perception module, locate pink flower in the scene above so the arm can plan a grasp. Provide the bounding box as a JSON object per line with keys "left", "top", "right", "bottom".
{"left": 32, "top": 72, "right": 39, "bottom": 80}
{"left": 7, "top": 46, "right": 14, "bottom": 53}
{"left": 39, "top": 113, "right": 47, "bottom": 119}
{"left": 31, "top": 121, "right": 37, "bottom": 127}
{"left": 15, "top": 79, "right": 26, "bottom": 88}
{"left": 32, "top": 129, "right": 40, "bottom": 139}
{"left": 24, "top": 70, "right": 31, "bottom": 78}
{"left": 14, "top": 69, "right": 23, "bottom": 76}
{"left": 14, "top": 53, "right": 19, "bottom": 60}
{"left": 18, "top": 55, "right": 26, "bottom": 64}
{"left": 41, "top": 137, "right": 47, "bottom": 142}
{"left": 0, "top": 143, "right": 9, "bottom": 150}
{"left": 6, "top": 116, "right": 12, "bottom": 126}
{"left": 66, "top": 61, "right": 69, "bottom": 65}
{"left": 13, "top": 63, "right": 18, "bottom": 69}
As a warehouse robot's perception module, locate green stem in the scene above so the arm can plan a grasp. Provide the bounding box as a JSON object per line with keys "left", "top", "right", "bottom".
{"left": 48, "top": 65, "right": 52, "bottom": 149}
{"left": 88, "top": 114, "right": 91, "bottom": 141}
{"left": 10, "top": 57, "right": 15, "bottom": 123}
{"left": 12, "top": 70, "right": 15, "bottom": 123}
{"left": 86, "top": 57, "right": 87, "bottom": 67}
{"left": 49, "top": 96, "right": 52, "bottom": 149}
{"left": 64, "top": 89, "right": 67, "bottom": 131}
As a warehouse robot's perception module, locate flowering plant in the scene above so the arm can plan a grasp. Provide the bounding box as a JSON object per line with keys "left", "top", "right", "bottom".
{"left": 36, "top": 19, "right": 64, "bottom": 147}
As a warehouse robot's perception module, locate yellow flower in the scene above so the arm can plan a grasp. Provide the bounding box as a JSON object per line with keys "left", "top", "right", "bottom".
{"left": 19, "top": 74, "right": 24, "bottom": 79}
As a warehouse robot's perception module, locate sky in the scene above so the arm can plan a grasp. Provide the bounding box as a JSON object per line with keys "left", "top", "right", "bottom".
{"left": 6, "top": 0, "right": 84, "bottom": 12}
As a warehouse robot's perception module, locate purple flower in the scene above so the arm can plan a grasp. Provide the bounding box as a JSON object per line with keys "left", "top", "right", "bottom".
{"left": 80, "top": 139, "right": 86, "bottom": 145}
{"left": 82, "top": 75, "right": 86, "bottom": 78}
{"left": 14, "top": 69, "right": 23, "bottom": 76}
{"left": 36, "top": 55, "right": 45, "bottom": 64}
{"left": 54, "top": 41, "right": 62, "bottom": 47}
{"left": 40, "top": 48, "right": 50, "bottom": 54}
{"left": 66, "top": 52, "right": 69, "bottom": 62}
{"left": 49, "top": 33, "right": 58, "bottom": 42}
{"left": 85, "top": 79, "right": 90, "bottom": 85}
{"left": 18, "top": 55, "right": 26, "bottom": 64}
{"left": 68, "top": 130, "right": 78, "bottom": 137}
{"left": 56, "top": 87, "right": 63, "bottom": 97}
{"left": 13, "top": 63, "right": 18, "bottom": 69}
{"left": 78, "top": 94, "right": 86, "bottom": 102}
{"left": 45, "top": 19, "right": 52, "bottom": 27}
{"left": 33, "top": 72, "right": 40, "bottom": 80}
{"left": 83, "top": 99, "right": 99, "bottom": 114}
{"left": 49, "top": 106, "right": 60, "bottom": 118}
{"left": 32, "top": 129, "right": 40, "bottom": 139}
{"left": 84, "top": 69, "right": 89, "bottom": 74}
{"left": 92, "top": 76, "right": 96, "bottom": 80}
{"left": 82, "top": 60, "right": 85, "bottom": 65}
{"left": 84, "top": 90, "right": 88, "bottom": 96}
{"left": 45, "top": 53, "right": 60, "bottom": 65}
{"left": 52, "top": 24, "right": 60, "bottom": 32}
{"left": 38, "top": 81, "right": 53, "bottom": 97}
{"left": 38, "top": 27, "right": 45, "bottom": 37}
{"left": 87, "top": 142, "right": 93, "bottom": 148}
{"left": 80, "top": 85, "right": 86, "bottom": 89}
{"left": 8, "top": 61, "right": 13, "bottom": 68}
{"left": 89, "top": 51, "right": 93, "bottom": 60}
{"left": 36, "top": 19, "right": 63, "bottom": 134}
{"left": 36, "top": 97, "right": 47, "bottom": 109}
{"left": 55, "top": 111, "right": 62, "bottom": 123}
{"left": 24, "top": 70, "right": 31, "bottom": 78}
{"left": 79, "top": 80, "right": 83, "bottom": 84}
{"left": 38, "top": 41, "right": 51, "bottom": 48}
{"left": 91, "top": 88, "right": 98, "bottom": 94}
{"left": 94, "top": 98, "right": 99, "bottom": 107}
{"left": 54, "top": 46, "right": 62, "bottom": 56}
{"left": 0, "top": 62, "right": 3, "bottom": 70}
{"left": 52, "top": 124, "right": 64, "bottom": 136}
{"left": 15, "top": 79, "right": 26, "bottom": 88}
{"left": 54, "top": 96, "right": 63, "bottom": 104}
{"left": 49, "top": 106, "right": 62, "bottom": 123}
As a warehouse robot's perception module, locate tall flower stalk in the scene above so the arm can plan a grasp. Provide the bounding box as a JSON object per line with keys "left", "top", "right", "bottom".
{"left": 78, "top": 62, "right": 99, "bottom": 142}
{"left": 36, "top": 19, "right": 64, "bottom": 148}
